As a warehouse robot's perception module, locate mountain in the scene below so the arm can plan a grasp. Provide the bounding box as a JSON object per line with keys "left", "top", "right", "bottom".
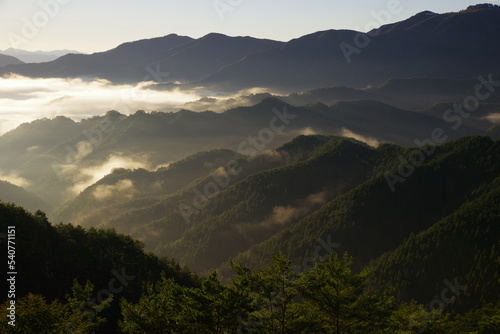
{"left": 0, "top": 53, "right": 23, "bottom": 67}
{"left": 158, "top": 137, "right": 376, "bottom": 272}
{"left": 0, "top": 33, "right": 282, "bottom": 83}
{"left": 0, "top": 180, "right": 53, "bottom": 213}
{"left": 0, "top": 5, "right": 498, "bottom": 92}
{"left": 2, "top": 197, "right": 499, "bottom": 333}
{"left": 51, "top": 148, "right": 245, "bottom": 226}
{"left": 0, "top": 97, "right": 486, "bottom": 208}
{"left": 0, "top": 48, "right": 84, "bottom": 63}
{"left": 2, "top": 4, "right": 500, "bottom": 333}
{"left": 0, "top": 34, "right": 193, "bottom": 82}
{"left": 215, "top": 136, "right": 500, "bottom": 278}
{"left": 44, "top": 134, "right": 500, "bottom": 278}
{"left": 182, "top": 75, "right": 500, "bottom": 113}
{"left": 127, "top": 33, "right": 282, "bottom": 83}
{"left": 47, "top": 135, "right": 375, "bottom": 273}
{"left": 366, "top": 173, "right": 500, "bottom": 312}
{"left": 200, "top": 5, "right": 500, "bottom": 91}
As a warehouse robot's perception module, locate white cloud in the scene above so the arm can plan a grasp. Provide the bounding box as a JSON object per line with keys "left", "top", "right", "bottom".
{"left": 57, "top": 154, "right": 149, "bottom": 195}
{"left": 230, "top": 191, "right": 329, "bottom": 244}
{"left": 73, "top": 141, "right": 94, "bottom": 161}
{"left": 93, "top": 179, "right": 136, "bottom": 200}
{"left": 0, "top": 170, "right": 31, "bottom": 188}
{"left": 26, "top": 145, "right": 41, "bottom": 152}
{"left": 0, "top": 75, "right": 202, "bottom": 135}
{"left": 298, "top": 127, "right": 318, "bottom": 136}
{"left": 0, "top": 75, "right": 283, "bottom": 135}
{"left": 482, "top": 113, "right": 500, "bottom": 124}
{"left": 340, "top": 128, "right": 380, "bottom": 147}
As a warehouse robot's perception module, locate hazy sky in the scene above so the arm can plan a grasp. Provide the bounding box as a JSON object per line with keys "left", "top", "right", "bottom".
{"left": 0, "top": 0, "right": 497, "bottom": 53}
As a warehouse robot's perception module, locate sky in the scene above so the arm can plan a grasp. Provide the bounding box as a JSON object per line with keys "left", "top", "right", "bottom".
{"left": 0, "top": 0, "right": 498, "bottom": 53}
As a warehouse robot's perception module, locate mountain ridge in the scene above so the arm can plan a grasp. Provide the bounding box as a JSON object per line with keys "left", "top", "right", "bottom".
{"left": 0, "top": 6, "right": 499, "bottom": 92}
{"left": 1, "top": 48, "right": 84, "bottom": 63}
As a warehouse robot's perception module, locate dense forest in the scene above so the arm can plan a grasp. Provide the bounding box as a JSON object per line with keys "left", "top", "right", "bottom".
{"left": 0, "top": 202, "right": 499, "bottom": 333}
{"left": 1, "top": 134, "right": 499, "bottom": 334}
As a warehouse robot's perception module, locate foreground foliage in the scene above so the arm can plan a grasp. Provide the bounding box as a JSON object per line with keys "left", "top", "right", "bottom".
{"left": 119, "top": 253, "right": 500, "bottom": 334}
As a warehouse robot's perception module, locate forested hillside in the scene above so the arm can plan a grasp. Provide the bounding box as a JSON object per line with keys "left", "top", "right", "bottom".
{"left": 0, "top": 203, "right": 199, "bottom": 333}
{"left": 367, "top": 175, "right": 500, "bottom": 312}
{"left": 43, "top": 135, "right": 500, "bottom": 281}
{"left": 222, "top": 136, "right": 500, "bottom": 273}
{"left": 1, "top": 200, "right": 498, "bottom": 333}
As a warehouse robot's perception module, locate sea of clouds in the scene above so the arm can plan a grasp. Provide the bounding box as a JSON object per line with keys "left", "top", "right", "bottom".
{"left": 0, "top": 75, "right": 203, "bottom": 135}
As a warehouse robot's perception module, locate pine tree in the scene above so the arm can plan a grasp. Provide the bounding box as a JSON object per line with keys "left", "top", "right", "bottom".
{"left": 299, "top": 252, "right": 395, "bottom": 333}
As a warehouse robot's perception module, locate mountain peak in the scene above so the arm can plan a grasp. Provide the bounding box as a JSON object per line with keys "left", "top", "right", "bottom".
{"left": 202, "top": 32, "right": 228, "bottom": 39}
{"left": 105, "top": 110, "right": 125, "bottom": 119}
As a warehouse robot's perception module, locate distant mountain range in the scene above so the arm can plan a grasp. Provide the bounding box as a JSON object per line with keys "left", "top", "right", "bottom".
{"left": 0, "top": 48, "right": 84, "bottom": 67}
{"left": 200, "top": 5, "right": 500, "bottom": 91}
{"left": 0, "top": 48, "right": 84, "bottom": 63}
{"left": 0, "top": 5, "right": 499, "bottom": 92}
{"left": 184, "top": 75, "right": 500, "bottom": 112}
{"left": 0, "top": 34, "right": 281, "bottom": 84}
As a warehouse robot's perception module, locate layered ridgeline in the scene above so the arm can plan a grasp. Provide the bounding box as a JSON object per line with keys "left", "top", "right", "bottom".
{"left": 1, "top": 5, "right": 499, "bottom": 92}
{"left": 202, "top": 135, "right": 500, "bottom": 274}
{"left": 1, "top": 89, "right": 496, "bottom": 208}
{"left": 216, "top": 136, "right": 500, "bottom": 311}
{"left": 0, "top": 33, "right": 282, "bottom": 84}
{"left": 0, "top": 48, "right": 84, "bottom": 63}
{"left": 224, "top": 136, "right": 500, "bottom": 269}
{"left": 50, "top": 135, "right": 500, "bottom": 282}
{"left": 51, "top": 135, "right": 365, "bottom": 247}
{"left": 1, "top": 137, "right": 499, "bottom": 332}
{"left": 201, "top": 5, "right": 500, "bottom": 92}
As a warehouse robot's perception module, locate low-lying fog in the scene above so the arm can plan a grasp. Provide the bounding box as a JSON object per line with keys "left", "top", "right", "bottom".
{"left": 0, "top": 75, "right": 289, "bottom": 135}
{"left": 0, "top": 75, "right": 206, "bottom": 135}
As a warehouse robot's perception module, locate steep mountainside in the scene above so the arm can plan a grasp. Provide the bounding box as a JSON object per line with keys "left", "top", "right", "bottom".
{"left": 218, "top": 136, "right": 500, "bottom": 280}
{"left": 52, "top": 149, "right": 245, "bottom": 225}
{"left": 367, "top": 174, "right": 500, "bottom": 312}
{"left": 48, "top": 135, "right": 500, "bottom": 278}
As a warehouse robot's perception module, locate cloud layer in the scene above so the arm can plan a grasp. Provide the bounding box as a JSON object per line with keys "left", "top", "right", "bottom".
{"left": 57, "top": 154, "right": 150, "bottom": 195}
{"left": 0, "top": 75, "right": 201, "bottom": 135}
